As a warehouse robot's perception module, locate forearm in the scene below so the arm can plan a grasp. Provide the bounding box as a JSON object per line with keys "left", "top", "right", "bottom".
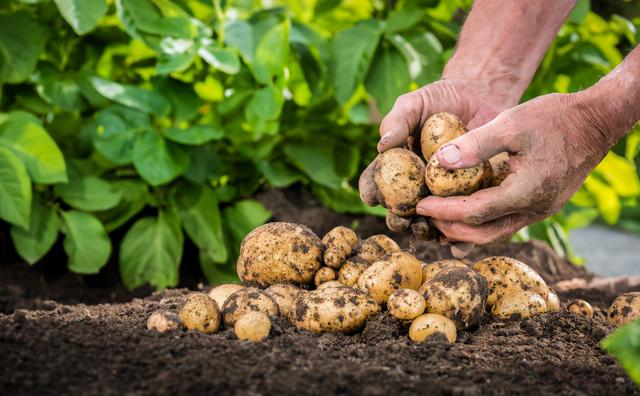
{"left": 443, "top": 0, "right": 576, "bottom": 110}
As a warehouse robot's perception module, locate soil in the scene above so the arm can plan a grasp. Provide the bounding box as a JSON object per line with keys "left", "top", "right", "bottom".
{"left": 1, "top": 187, "right": 638, "bottom": 395}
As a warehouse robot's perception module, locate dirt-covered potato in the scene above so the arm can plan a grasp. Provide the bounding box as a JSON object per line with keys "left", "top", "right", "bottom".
{"left": 489, "top": 152, "right": 511, "bottom": 187}
{"left": 420, "top": 112, "right": 466, "bottom": 160}
{"left": 322, "top": 226, "right": 358, "bottom": 269}
{"left": 316, "top": 280, "right": 347, "bottom": 290}
{"left": 425, "top": 155, "right": 492, "bottom": 197}
{"left": 354, "top": 239, "right": 386, "bottom": 264}
{"left": 236, "top": 222, "right": 323, "bottom": 287}
{"left": 418, "top": 266, "right": 488, "bottom": 329}
{"left": 409, "top": 313, "right": 457, "bottom": 343}
{"left": 147, "top": 311, "right": 181, "bottom": 333}
{"left": 179, "top": 293, "right": 221, "bottom": 334}
{"left": 386, "top": 212, "right": 411, "bottom": 232}
{"left": 208, "top": 284, "right": 244, "bottom": 310}
{"left": 608, "top": 292, "right": 640, "bottom": 326}
{"left": 234, "top": 312, "right": 271, "bottom": 342}
{"left": 222, "top": 288, "right": 280, "bottom": 327}
{"left": 338, "top": 257, "right": 369, "bottom": 287}
{"left": 357, "top": 252, "right": 423, "bottom": 304}
{"left": 491, "top": 290, "right": 547, "bottom": 320}
{"left": 473, "top": 256, "right": 549, "bottom": 307}
{"left": 421, "top": 259, "right": 468, "bottom": 284}
{"left": 567, "top": 299, "right": 593, "bottom": 317}
{"left": 546, "top": 288, "right": 560, "bottom": 312}
{"left": 290, "top": 286, "right": 380, "bottom": 333}
{"left": 388, "top": 289, "right": 426, "bottom": 320}
{"left": 366, "top": 234, "right": 400, "bottom": 253}
{"left": 315, "top": 267, "right": 337, "bottom": 287}
{"left": 373, "top": 148, "right": 427, "bottom": 216}
{"left": 265, "top": 283, "right": 301, "bottom": 317}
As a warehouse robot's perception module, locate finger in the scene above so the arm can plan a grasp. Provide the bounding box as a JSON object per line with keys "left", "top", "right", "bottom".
{"left": 377, "top": 92, "right": 424, "bottom": 152}
{"left": 358, "top": 159, "right": 380, "bottom": 206}
{"left": 430, "top": 214, "right": 526, "bottom": 245}
{"left": 450, "top": 242, "right": 475, "bottom": 258}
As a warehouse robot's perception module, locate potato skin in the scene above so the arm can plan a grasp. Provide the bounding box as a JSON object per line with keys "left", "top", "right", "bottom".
{"left": 374, "top": 148, "right": 427, "bottom": 216}
{"left": 491, "top": 291, "right": 547, "bottom": 320}
{"left": 338, "top": 257, "right": 369, "bottom": 287}
{"left": 234, "top": 312, "right": 271, "bottom": 342}
{"left": 222, "top": 288, "right": 280, "bottom": 327}
{"left": 290, "top": 287, "right": 380, "bottom": 333}
{"left": 420, "top": 112, "right": 466, "bottom": 160}
{"left": 421, "top": 259, "right": 468, "bottom": 284}
{"left": 388, "top": 289, "right": 426, "bottom": 320}
{"left": 316, "top": 280, "right": 347, "bottom": 290}
{"left": 208, "top": 284, "right": 244, "bottom": 311}
{"left": 179, "top": 293, "right": 221, "bottom": 334}
{"left": 386, "top": 212, "right": 411, "bottom": 232}
{"left": 546, "top": 289, "right": 560, "bottom": 312}
{"left": 237, "top": 222, "right": 323, "bottom": 287}
{"left": 265, "top": 283, "right": 301, "bottom": 317}
{"left": 425, "top": 155, "right": 492, "bottom": 197}
{"left": 608, "top": 292, "right": 640, "bottom": 326}
{"left": 354, "top": 239, "right": 387, "bottom": 264}
{"left": 489, "top": 152, "right": 511, "bottom": 187}
{"left": 315, "top": 267, "right": 337, "bottom": 287}
{"left": 365, "top": 234, "right": 400, "bottom": 254}
{"left": 357, "top": 252, "right": 423, "bottom": 304}
{"left": 567, "top": 299, "right": 593, "bottom": 317}
{"left": 322, "top": 226, "right": 358, "bottom": 269}
{"left": 147, "top": 311, "right": 181, "bottom": 332}
{"left": 419, "top": 266, "right": 488, "bottom": 330}
{"left": 409, "top": 313, "right": 457, "bottom": 343}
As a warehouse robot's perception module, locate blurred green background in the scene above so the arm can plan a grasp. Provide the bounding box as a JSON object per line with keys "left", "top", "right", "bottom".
{"left": 1, "top": 0, "right": 639, "bottom": 290}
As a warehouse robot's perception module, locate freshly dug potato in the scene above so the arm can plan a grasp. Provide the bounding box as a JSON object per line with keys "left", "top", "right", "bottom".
{"left": 491, "top": 290, "right": 547, "bottom": 320}
{"left": 222, "top": 288, "right": 279, "bottom": 327}
{"left": 366, "top": 235, "right": 400, "bottom": 254}
{"left": 546, "top": 289, "right": 560, "bottom": 312}
{"left": 489, "top": 152, "right": 511, "bottom": 187}
{"left": 354, "top": 239, "right": 387, "bottom": 264}
{"left": 409, "top": 313, "right": 457, "bottom": 343}
{"left": 425, "top": 155, "right": 492, "bottom": 197}
{"left": 388, "top": 289, "right": 426, "bottom": 320}
{"left": 208, "top": 284, "right": 244, "bottom": 310}
{"left": 567, "top": 299, "right": 593, "bottom": 317}
{"left": 418, "top": 266, "right": 488, "bottom": 329}
{"left": 357, "top": 252, "right": 423, "bottom": 304}
{"left": 473, "top": 256, "right": 549, "bottom": 307}
{"left": 608, "top": 292, "right": 640, "bottom": 326}
{"left": 338, "top": 257, "right": 369, "bottom": 287}
{"left": 373, "top": 148, "right": 427, "bottom": 216}
{"left": 290, "top": 286, "right": 380, "bottom": 333}
{"left": 265, "top": 283, "right": 301, "bottom": 317}
{"left": 421, "top": 259, "right": 468, "bottom": 284}
{"left": 236, "top": 222, "right": 323, "bottom": 287}
{"left": 147, "top": 311, "right": 181, "bottom": 333}
{"left": 386, "top": 212, "right": 411, "bottom": 232}
{"left": 179, "top": 293, "right": 221, "bottom": 334}
{"left": 322, "top": 226, "right": 358, "bottom": 269}
{"left": 315, "top": 267, "right": 337, "bottom": 287}
{"left": 234, "top": 312, "right": 271, "bottom": 342}
{"left": 316, "top": 280, "right": 347, "bottom": 290}
{"left": 420, "top": 112, "right": 466, "bottom": 160}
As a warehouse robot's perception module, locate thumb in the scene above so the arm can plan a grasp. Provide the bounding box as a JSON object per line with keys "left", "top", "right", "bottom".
{"left": 377, "top": 92, "right": 423, "bottom": 152}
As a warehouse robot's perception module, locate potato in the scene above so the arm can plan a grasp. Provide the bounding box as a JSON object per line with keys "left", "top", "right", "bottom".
{"left": 316, "top": 280, "right": 347, "bottom": 290}
{"left": 425, "top": 155, "right": 492, "bottom": 197}
{"left": 322, "top": 226, "right": 358, "bottom": 269}
{"left": 234, "top": 312, "right": 271, "bottom": 342}
{"left": 473, "top": 256, "right": 549, "bottom": 307}
{"left": 409, "top": 313, "right": 457, "bottom": 343}
{"left": 265, "top": 283, "right": 301, "bottom": 317}
{"left": 365, "top": 234, "right": 400, "bottom": 254}
{"left": 489, "top": 152, "right": 511, "bottom": 187}
{"left": 338, "top": 257, "right": 369, "bottom": 287}
{"left": 373, "top": 148, "right": 427, "bottom": 216}
{"left": 491, "top": 290, "right": 547, "bottom": 320}
{"left": 386, "top": 212, "right": 411, "bottom": 232}
{"left": 179, "top": 293, "right": 221, "bottom": 334}
{"left": 236, "top": 222, "right": 323, "bottom": 287}
{"left": 420, "top": 112, "right": 466, "bottom": 160}
{"left": 567, "top": 299, "right": 593, "bottom": 317}
{"left": 421, "top": 259, "right": 468, "bottom": 284}
{"left": 208, "top": 284, "right": 244, "bottom": 310}
{"left": 354, "top": 239, "right": 386, "bottom": 264}
{"left": 608, "top": 292, "right": 640, "bottom": 326}
{"left": 315, "top": 267, "right": 337, "bottom": 287}
{"left": 290, "top": 286, "right": 379, "bottom": 333}
{"left": 147, "top": 311, "right": 181, "bottom": 333}
{"left": 388, "top": 289, "right": 426, "bottom": 320}
{"left": 222, "top": 287, "right": 279, "bottom": 327}
{"left": 357, "top": 251, "right": 423, "bottom": 304}
{"left": 546, "top": 288, "right": 560, "bottom": 312}
{"left": 418, "top": 266, "right": 488, "bottom": 329}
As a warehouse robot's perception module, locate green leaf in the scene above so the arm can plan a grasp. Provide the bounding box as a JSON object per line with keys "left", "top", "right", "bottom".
{"left": 602, "top": 319, "right": 640, "bottom": 385}
{"left": 584, "top": 175, "right": 621, "bottom": 224}
{"left": 568, "top": 0, "right": 590, "bottom": 24}
{"left": 60, "top": 210, "right": 111, "bottom": 274}
{"left": 252, "top": 20, "right": 290, "bottom": 84}
{"left": 331, "top": 20, "right": 382, "bottom": 105}
{"left": 223, "top": 199, "right": 271, "bottom": 258}
{"left": 199, "top": 251, "right": 240, "bottom": 285}
{"left": 0, "top": 12, "right": 46, "bottom": 84}
{"left": 10, "top": 198, "right": 59, "bottom": 265}
{"left": 120, "top": 0, "right": 192, "bottom": 38}
{"left": 96, "top": 179, "right": 148, "bottom": 232}
{"left": 119, "top": 210, "right": 184, "bottom": 290}
{"left": 385, "top": 6, "right": 425, "bottom": 34}
{"left": 157, "top": 38, "right": 196, "bottom": 75}
{"left": 594, "top": 152, "right": 640, "bottom": 197}
{"left": 89, "top": 77, "right": 171, "bottom": 116}
{"left": 199, "top": 47, "right": 241, "bottom": 75}
{"left": 312, "top": 185, "right": 387, "bottom": 216}
{"left": 256, "top": 160, "right": 301, "bottom": 188}
{"left": 245, "top": 86, "right": 284, "bottom": 136}
{"left": 32, "top": 68, "right": 85, "bottom": 111}
{"left": 0, "top": 111, "right": 67, "bottom": 184}
{"left": 53, "top": 0, "right": 107, "bottom": 35}
{"left": 283, "top": 143, "right": 343, "bottom": 189}
{"left": 0, "top": 147, "right": 31, "bottom": 228}
{"left": 93, "top": 105, "right": 149, "bottom": 165}
{"left": 54, "top": 175, "right": 122, "bottom": 211}
{"left": 365, "top": 46, "right": 411, "bottom": 114}
{"left": 154, "top": 78, "right": 203, "bottom": 122}
{"left": 225, "top": 20, "right": 254, "bottom": 63}
{"left": 164, "top": 124, "right": 224, "bottom": 145}
{"left": 133, "top": 129, "right": 190, "bottom": 186}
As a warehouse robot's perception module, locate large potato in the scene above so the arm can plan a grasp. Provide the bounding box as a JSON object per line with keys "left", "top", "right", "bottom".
{"left": 419, "top": 266, "right": 488, "bottom": 329}
{"left": 338, "top": 257, "right": 369, "bottom": 287}
{"left": 473, "top": 256, "right": 549, "bottom": 307}
{"left": 421, "top": 259, "right": 468, "bottom": 284}
{"left": 608, "top": 292, "right": 640, "bottom": 326}
{"left": 179, "top": 293, "right": 222, "bottom": 334}
{"left": 236, "top": 222, "right": 323, "bottom": 287}
{"left": 373, "top": 148, "right": 427, "bottom": 216}
{"left": 322, "top": 226, "right": 358, "bottom": 269}
{"left": 425, "top": 155, "right": 492, "bottom": 197}
{"left": 420, "top": 112, "right": 466, "bottom": 160}
{"left": 222, "top": 287, "right": 279, "bottom": 327}
{"left": 357, "top": 252, "right": 423, "bottom": 304}
{"left": 290, "top": 287, "right": 380, "bottom": 333}
{"left": 409, "top": 313, "right": 457, "bottom": 343}
{"left": 491, "top": 290, "right": 547, "bottom": 320}
{"left": 208, "top": 284, "right": 244, "bottom": 310}
{"left": 265, "top": 283, "right": 301, "bottom": 317}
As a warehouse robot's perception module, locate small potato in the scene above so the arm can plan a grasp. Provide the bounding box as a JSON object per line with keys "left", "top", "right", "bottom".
{"left": 420, "top": 112, "right": 466, "bottom": 160}
{"left": 147, "top": 311, "right": 181, "bottom": 333}
{"left": 322, "top": 226, "right": 358, "bottom": 269}
{"left": 425, "top": 155, "right": 492, "bottom": 197}
{"left": 290, "top": 286, "right": 380, "bottom": 333}
{"left": 338, "top": 257, "right": 369, "bottom": 287}
{"left": 473, "top": 256, "right": 549, "bottom": 307}
{"left": 208, "top": 284, "right": 244, "bottom": 310}
{"left": 222, "top": 288, "right": 279, "bottom": 327}
{"left": 491, "top": 290, "right": 547, "bottom": 320}
{"left": 546, "top": 289, "right": 560, "bottom": 312}
{"left": 365, "top": 235, "right": 400, "bottom": 254}
{"left": 489, "top": 152, "right": 511, "bottom": 187}
{"left": 386, "top": 212, "right": 411, "bottom": 232}
{"left": 316, "top": 280, "right": 347, "bottom": 290}
{"left": 236, "top": 222, "right": 323, "bottom": 287}
{"left": 421, "top": 259, "right": 468, "bottom": 284}
{"left": 409, "top": 313, "right": 457, "bottom": 343}
{"left": 419, "top": 266, "right": 488, "bottom": 329}
{"left": 608, "top": 292, "right": 640, "bottom": 326}
{"left": 374, "top": 148, "right": 428, "bottom": 216}
{"left": 234, "top": 312, "right": 271, "bottom": 342}
{"left": 567, "top": 299, "right": 593, "bottom": 317}
{"left": 179, "top": 293, "right": 221, "bottom": 334}
{"left": 265, "top": 283, "right": 301, "bottom": 317}
{"left": 388, "top": 289, "right": 426, "bottom": 320}
{"left": 315, "top": 267, "right": 337, "bottom": 287}
{"left": 357, "top": 252, "right": 423, "bottom": 304}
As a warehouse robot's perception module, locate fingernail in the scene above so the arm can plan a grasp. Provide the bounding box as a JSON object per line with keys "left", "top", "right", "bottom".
{"left": 440, "top": 145, "right": 461, "bottom": 165}
{"left": 379, "top": 130, "right": 392, "bottom": 147}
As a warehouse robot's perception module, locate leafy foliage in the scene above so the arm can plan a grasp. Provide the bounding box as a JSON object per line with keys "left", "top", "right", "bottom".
{"left": 602, "top": 319, "right": 640, "bottom": 385}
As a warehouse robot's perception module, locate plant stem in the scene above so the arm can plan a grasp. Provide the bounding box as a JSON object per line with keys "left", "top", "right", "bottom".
{"left": 213, "top": 0, "right": 226, "bottom": 45}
